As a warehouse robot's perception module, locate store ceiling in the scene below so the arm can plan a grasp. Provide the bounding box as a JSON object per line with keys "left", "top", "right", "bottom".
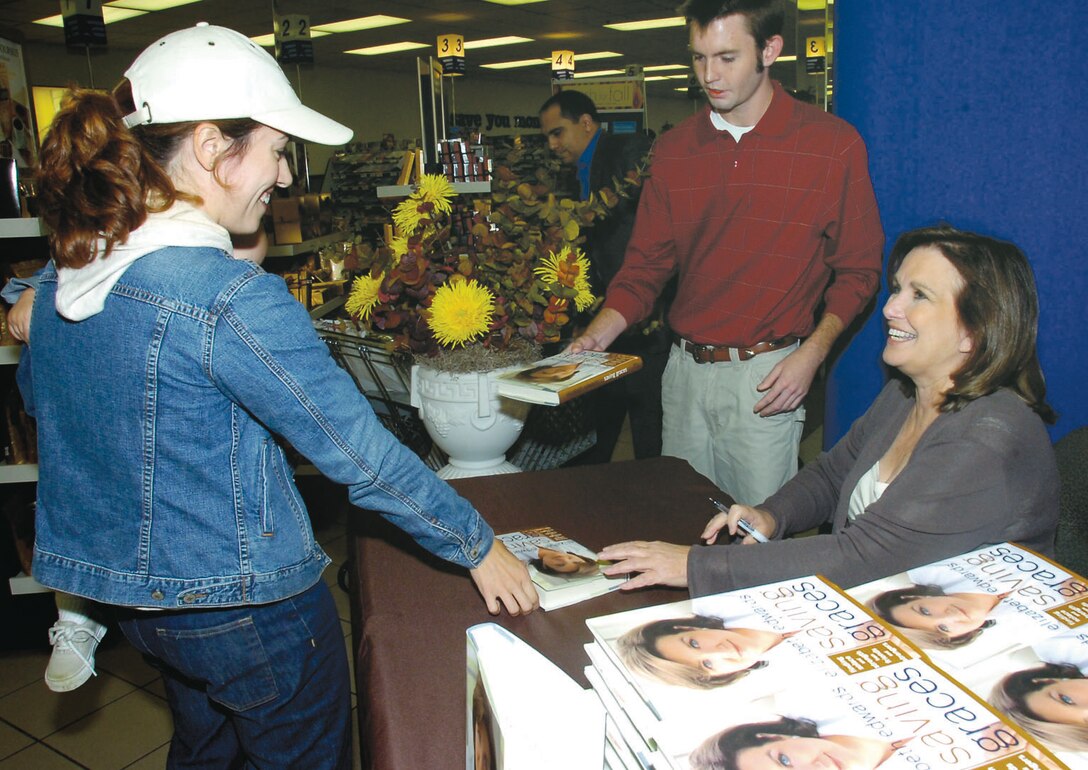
{"left": 0, "top": 0, "right": 804, "bottom": 88}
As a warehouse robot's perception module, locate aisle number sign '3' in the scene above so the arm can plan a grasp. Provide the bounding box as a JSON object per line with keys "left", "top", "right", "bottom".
{"left": 438, "top": 34, "right": 465, "bottom": 76}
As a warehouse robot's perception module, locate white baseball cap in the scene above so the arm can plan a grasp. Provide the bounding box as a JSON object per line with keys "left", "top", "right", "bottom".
{"left": 122, "top": 23, "right": 352, "bottom": 146}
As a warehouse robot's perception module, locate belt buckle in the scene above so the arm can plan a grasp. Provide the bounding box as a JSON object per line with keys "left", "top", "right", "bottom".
{"left": 690, "top": 343, "right": 710, "bottom": 363}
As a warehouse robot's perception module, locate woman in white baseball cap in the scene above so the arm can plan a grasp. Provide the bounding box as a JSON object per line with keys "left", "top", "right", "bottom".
{"left": 25, "top": 23, "right": 536, "bottom": 768}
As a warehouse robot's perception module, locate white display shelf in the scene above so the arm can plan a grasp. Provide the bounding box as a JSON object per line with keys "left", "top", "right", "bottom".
{"left": 0, "top": 345, "right": 22, "bottom": 365}
{"left": 0, "top": 218, "right": 47, "bottom": 239}
{"left": 9, "top": 571, "right": 50, "bottom": 595}
{"left": 265, "top": 230, "right": 353, "bottom": 259}
{"left": 376, "top": 181, "right": 491, "bottom": 199}
{"left": 0, "top": 463, "right": 38, "bottom": 483}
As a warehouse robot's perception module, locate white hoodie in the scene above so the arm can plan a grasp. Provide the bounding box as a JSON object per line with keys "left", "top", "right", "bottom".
{"left": 55, "top": 201, "right": 233, "bottom": 321}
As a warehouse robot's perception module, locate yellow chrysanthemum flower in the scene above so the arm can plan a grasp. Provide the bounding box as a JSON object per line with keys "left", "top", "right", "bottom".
{"left": 535, "top": 246, "right": 596, "bottom": 311}
{"left": 345, "top": 272, "right": 384, "bottom": 321}
{"left": 388, "top": 235, "right": 408, "bottom": 265}
{"left": 416, "top": 174, "right": 455, "bottom": 217}
{"left": 533, "top": 250, "right": 565, "bottom": 285}
{"left": 427, "top": 279, "right": 495, "bottom": 348}
{"left": 392, "top": 197, "right": 426, "bottom": 234}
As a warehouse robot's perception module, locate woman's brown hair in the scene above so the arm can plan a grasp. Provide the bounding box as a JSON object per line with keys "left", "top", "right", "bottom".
{"left": 887, "top": 225, "right": 1056, "bottom": 423}
{"left": 39, "top": 81, "right": 257, "bottom": 269}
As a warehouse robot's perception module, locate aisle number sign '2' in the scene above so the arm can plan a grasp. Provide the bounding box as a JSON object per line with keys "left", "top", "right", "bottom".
{"left": 276, "top": 14, "right": 313, "bottom": 65}
{"left": 60, "top": 0, "right": 106, "bottom": 47}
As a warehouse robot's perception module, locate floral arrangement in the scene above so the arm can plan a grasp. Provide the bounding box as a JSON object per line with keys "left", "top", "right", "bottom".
{"left": 345, "top": 139, "right": 644, "bottom": 372}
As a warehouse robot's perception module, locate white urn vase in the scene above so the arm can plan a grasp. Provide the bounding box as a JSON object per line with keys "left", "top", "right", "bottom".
{"left": 410, "top": 364, "right": 530, "bottom": 479}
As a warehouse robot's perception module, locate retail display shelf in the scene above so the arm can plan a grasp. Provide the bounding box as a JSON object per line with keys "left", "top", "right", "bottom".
{"left": 375, "top": 181, "right": 491, "bottom": 199}
{"left": 265, "top": 230, "right": 354, "bottom": 259}
{"left": 308, "top": 294, "right": 346, "bottom": 319}
{"left": 0, "top": 218, "right": 47, "bottom": 238}
{"left": 0, "top": 463, "right": 38, "bottom": 483}
{"left": 8, "top": 571, "right": 50, "bottom": 595}
{"left": 0, "top": 345, "right": 22, "bottom": 365}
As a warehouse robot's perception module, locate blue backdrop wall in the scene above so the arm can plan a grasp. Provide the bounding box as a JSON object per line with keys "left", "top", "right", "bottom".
{"left": 827, "top": 2, "right": 1086, "bottom": 445}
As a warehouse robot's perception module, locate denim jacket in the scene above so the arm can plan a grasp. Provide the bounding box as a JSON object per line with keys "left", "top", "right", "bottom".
{"left": 23, "top": 247, "right": 494, "bottom": 608}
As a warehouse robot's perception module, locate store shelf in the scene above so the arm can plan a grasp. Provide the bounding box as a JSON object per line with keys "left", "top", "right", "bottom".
{"left": 376, "top": 181, "right": 491, "bottom": 199}
{"left": 0, "top": 218, "right": 47, "bottom": 239}
{"left": 0, "top": 345, "right": 23, "bottom": 365}
{"left": 265, "top": 230, "right": 353, "bottom": 259}
{"left": 309, "top": 294, "right": 346, "bottom": 320}
{"left": 0, "top": 463, "right": 38, "bottom": 483}
{"left": 9, "top": 571, "right": 50, "bottom": 595}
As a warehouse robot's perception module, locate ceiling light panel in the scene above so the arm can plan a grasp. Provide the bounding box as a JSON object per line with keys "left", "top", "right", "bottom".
{"left": 464, "top": 36, "right": 533, "bottom": 50}
{"left": 481, "top": 58, "right": 550, "bottom": 69}
{"left": 313, "top": 16, "right": 410, "bottom": 34}
{"left": 105, "top": 0, "right": 201, "bottom": 10}
{"left": 34, "top": 7, "right": 147, "bottom": 26}
{"left": 604, "top": 17, "right": 685, "bottom": 32}
{"left": 345, "top": 42, "right": 430, "bottom": 56}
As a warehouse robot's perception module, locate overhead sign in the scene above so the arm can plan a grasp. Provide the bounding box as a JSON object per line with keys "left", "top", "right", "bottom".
{"left": 805, "top": 35, "right": 826, "bottom": 74}
{"left": 276, "top": 13, "right": 313, "bottom": 65}
{"left": 60, "top": 0, "right": 106, "bottom": 48}
{"left": 552, "top": 50, "right": 574, "bottom": 81}
{"left": 437, "top": 34, "right": 465, "bottom": 76}
{"left": 557, "top": 78, "right": 643, "bottom": 111}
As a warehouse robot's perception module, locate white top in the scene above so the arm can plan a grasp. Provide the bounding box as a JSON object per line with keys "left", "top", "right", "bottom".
{"left": 847, "top": 461, "right": 889, "bottom": 521}
{"left": 709, "top": 110, "right": 755, "bottom": 142}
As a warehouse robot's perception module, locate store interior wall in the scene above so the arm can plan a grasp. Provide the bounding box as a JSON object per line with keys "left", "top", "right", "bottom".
{"left": 827, "top": 0, "right": 1085, "bottom": 445}
{"left": 22, "top": 42, "right": 697, "bottom": 175}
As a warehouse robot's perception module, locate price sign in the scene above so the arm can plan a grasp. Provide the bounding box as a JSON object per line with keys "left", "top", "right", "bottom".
{"left": 552, "top": 50, "right": 574, "bottom": 81}
{"left": 276, "top": 13, "right": 313, "bottom": 65}
{"left": 437, "top": 34, "right": 465, "bottom": 76}
{"left": 60, "top": 0, "right": 106, "bottom": 48}
{"left": 805, "top": 35, "right": 826, "bottom": 74}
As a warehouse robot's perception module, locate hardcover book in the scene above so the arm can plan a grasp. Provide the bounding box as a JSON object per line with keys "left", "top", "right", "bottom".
{"left": 495, "top": 351, "right": 642, "bottom": 406}
{"left": 467, "top": 623, "right": 604, "bottom": 769}
{"left": 497, "top": 526, "right": 624, "bottom": 611}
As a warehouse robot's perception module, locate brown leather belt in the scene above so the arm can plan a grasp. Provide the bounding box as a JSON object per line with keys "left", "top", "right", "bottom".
{"left": 674, "top": 335, "right": 800, "bottom": 364}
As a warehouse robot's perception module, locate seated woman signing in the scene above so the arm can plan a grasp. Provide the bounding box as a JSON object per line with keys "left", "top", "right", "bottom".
{"left": 599, "top": 225, "right": 1058, "bottom": 595}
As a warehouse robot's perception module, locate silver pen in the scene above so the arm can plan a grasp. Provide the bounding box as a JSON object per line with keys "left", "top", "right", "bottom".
{"left": 708, "top": 497, "right": 769, "bottom": 543}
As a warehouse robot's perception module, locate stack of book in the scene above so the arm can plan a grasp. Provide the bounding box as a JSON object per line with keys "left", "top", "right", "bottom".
{"left": 468, "top": 543, "right": 1088, "bottom": 768}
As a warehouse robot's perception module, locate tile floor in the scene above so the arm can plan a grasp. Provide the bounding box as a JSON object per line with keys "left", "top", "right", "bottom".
{"left": 0, "top": 501, "right": 362, "bottom": 770}
{"left": 0, "top": 411, "right": 823, "bottom": 769}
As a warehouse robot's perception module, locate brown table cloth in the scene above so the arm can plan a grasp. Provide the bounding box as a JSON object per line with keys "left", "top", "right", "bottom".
{"left": 347, "top": 456, "right": 726, "bottom": 770}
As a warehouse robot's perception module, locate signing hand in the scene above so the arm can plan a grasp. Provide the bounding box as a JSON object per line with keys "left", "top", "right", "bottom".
{"left": 597, "top": 540, "right": 691, "bottom": 590}
{"left": 703, "top": 504, "right": 776, "bottom": 545}
{"left": 753, "top": 344, "right": 821, "bottom": 417}
{"left": 7, "top": 287, "right": 35, "bottom": 344}
{"left": 469, "top": 539, "right": 539, "bottom": 615}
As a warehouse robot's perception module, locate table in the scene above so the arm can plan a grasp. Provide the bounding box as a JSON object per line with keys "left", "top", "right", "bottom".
{"left": 347, "top": 456, "right": 725, "bottom": 770}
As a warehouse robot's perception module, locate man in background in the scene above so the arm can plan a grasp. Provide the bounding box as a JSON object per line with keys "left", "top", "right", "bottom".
{"left": 539, "top": 90, "right": 671, "bottom": 462}
{"left": 570, "top": 0, "right": 883, "bottom": 504}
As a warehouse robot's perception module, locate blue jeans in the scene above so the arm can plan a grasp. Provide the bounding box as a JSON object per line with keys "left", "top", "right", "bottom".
{"left": 116, "top": 581, "right": 351, "bottom": 769}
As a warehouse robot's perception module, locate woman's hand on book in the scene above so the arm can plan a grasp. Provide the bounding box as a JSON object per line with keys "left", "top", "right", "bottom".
{"left": 597, "top": 541, "right": 691, "bottom": 590}
{"left": 470, "top": 539, "right": 540, "bottom": 615}
{"left": 703, "top": 504, "right": 776, "bottom": 545}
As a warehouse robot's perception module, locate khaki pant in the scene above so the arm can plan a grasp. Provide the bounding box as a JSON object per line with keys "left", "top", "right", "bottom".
{"left": 661, "top": 342, "right": 805, "bottom": 506}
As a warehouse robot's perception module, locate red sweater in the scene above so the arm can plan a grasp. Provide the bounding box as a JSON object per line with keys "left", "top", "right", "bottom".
{"left": 605, "top": 82, "right": 884, "bottom": 346}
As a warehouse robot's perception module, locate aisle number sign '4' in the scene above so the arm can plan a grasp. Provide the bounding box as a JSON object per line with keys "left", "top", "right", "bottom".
{"left": 552, "top": 50, "right": 574, "bottom": 81}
